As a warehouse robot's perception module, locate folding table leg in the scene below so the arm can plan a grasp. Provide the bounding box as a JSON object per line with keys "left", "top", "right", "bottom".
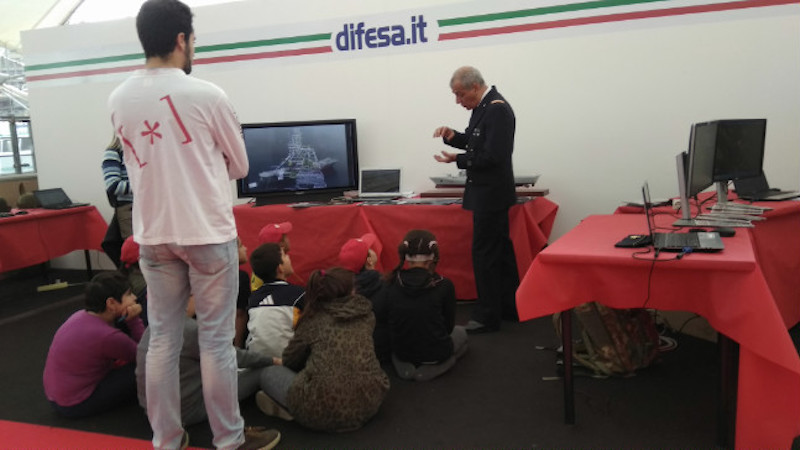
{"left": 717, "top": 333, "right": 739, "bottom": 449}
{"left": 562, "top": 308, "right": 575, "bottom": 424}
{"left": 84, "top": 250, "right": 93, "bottom": 280}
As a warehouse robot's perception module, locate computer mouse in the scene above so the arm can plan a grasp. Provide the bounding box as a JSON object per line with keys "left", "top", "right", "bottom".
{"left": 714, "top": 227, "right": 736, "bottom": 237}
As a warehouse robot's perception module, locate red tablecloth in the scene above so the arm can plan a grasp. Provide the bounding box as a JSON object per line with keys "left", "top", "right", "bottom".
{"left": 234, "top": 198, "right": 558, "bottom": 299}
{"left": 516, "top": 213, "right": 800, "bottom": 449}
{"left": 0, "top": 206, "right": 108, "bottom": 273}
{"left": 617, "top": 194, "right": 800, "bottom": 327}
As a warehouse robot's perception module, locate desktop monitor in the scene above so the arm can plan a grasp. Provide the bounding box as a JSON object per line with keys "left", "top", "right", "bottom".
{"left": 676, "top": 119, "right": 767, "bottom": 225}
{"left": 675, "top": 121, "right": 722, "bottom": 225}
{"left": 687, "top": 121, "right": 717, "bottom": 198}
{"left": 711, "top": 119, "right": 766, "bottom": 183}
{"left": 237, "top": 119, "right": 359, "bottom": 206}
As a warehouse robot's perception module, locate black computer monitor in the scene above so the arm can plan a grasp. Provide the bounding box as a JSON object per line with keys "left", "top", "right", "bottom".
{"left": 676, "top": 119, "right": 768, "bottom": 225}
{"left": 711, "top": 119, "right": 766, "bottom": 183}
{"left": 687, "top": 121, "right": 717, "bottom": 197}
{"left": 675, "top": 121, "right": 726, "bottom": 225}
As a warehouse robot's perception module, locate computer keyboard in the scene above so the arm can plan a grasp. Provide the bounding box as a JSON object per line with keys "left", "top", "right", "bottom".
{"left": 691, "top": 218, "right": 754, "bottom": 228}
{"left": 698, "top": 213, "right": 764, "bottom": 222}
{"left": 657, "top": 233, "right": 700, "bottom": 248}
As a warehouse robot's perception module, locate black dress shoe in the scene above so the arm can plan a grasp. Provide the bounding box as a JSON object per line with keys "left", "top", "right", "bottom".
{"left": 465, "top": 320, "right": 499, "bottom": 334}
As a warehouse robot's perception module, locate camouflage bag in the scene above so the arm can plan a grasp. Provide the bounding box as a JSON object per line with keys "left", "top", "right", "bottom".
{"left": 554, "top": 302, "right": 661, "bottom": 377}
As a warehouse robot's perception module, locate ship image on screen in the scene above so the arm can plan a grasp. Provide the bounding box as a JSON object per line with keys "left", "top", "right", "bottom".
{"left": 259, "top": 128, "right": 330, "bottom": 190}
{"left": 238, "top": 119, "right": 358, "bottom": 205}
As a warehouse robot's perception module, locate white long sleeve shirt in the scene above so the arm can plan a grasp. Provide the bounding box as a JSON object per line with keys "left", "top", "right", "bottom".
{"left": 108, "top": 68, "right": 248, "bottom": 245}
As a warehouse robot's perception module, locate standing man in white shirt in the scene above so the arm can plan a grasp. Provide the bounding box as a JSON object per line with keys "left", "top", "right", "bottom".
{"left": 108, "top": 1, "right": 279, "bottom": 448}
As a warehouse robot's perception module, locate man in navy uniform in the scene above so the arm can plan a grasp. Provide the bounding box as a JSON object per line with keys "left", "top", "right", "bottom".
{"left": 433, "top": 66, "right": 519, "bottom": 333}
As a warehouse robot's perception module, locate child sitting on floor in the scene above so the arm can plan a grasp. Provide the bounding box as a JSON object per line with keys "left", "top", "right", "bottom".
{"left": 376, "top": 229, "right": 468, "bottom": 381}
{"left": 251, "top": 222, "right": 293, "bottom": 291}
{"left": 246, "top": 242, "right": 306, "bottom": 358}
{"left": 256, "top": 267, "right": 390, "bottom": 432}
{"left": 43, "top": 271, "right": 144, "bottom": 417}
{"left": 338, "top": 232, "right": 390, "bottom": 362}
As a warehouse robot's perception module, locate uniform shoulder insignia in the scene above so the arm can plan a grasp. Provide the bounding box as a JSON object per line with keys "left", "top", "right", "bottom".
{"left": 490, "top": 100, "right": 506, "bottom": 104}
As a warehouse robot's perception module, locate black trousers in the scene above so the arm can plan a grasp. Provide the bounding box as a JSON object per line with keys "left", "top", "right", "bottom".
{"left": 470, "top": 208, "right": 519, "bottom": 328}
{"left": 50, "top": 362, "right": 137, "bottom": 418}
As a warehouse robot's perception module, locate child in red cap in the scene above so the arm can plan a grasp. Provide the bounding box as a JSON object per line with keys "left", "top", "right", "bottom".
{"left": 338, "top": 233, "right": 384, "bottom": 297}
{"left": 251, "top": 222, "right": 293, "bottom": 291}
{"left": 339, "top": 233, "right": 389, "bottom": 362}
{"left": 119, "top": 236, "right": 148, "bottom": 326}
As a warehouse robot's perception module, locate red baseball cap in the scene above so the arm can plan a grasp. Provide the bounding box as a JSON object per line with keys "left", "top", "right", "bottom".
{"left": 120, "top": 236, "right": 140, "bottom": 268}
{"left": 258, "top": 222, "right": 292, "bottom": 244}
{"left": 338, "top": 233, "right": 379, "bottom": 273}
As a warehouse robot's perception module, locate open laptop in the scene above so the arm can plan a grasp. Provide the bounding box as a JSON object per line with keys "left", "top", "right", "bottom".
{"left": 33, "top": 188, "right": 90, "bottom": 210}
{"left": 357, "top": 169, "right": 405, "bottom": 199}
{"left": 733, "top": 172, "right": 800, "bottom": 201}
{"left": 642, "top": 182, "right": 724, "bottom": 252}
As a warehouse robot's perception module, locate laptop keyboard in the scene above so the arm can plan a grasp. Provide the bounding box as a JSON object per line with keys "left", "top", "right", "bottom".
{"left": 655, "top": 232, "right": 700, "bottom": 248}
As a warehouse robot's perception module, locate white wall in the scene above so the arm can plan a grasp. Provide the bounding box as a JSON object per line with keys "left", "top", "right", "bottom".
{"left": 20, "top": 0, "right": 800, "bottom": 269}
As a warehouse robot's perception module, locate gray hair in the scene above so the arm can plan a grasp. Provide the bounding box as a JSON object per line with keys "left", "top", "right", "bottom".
{"left": 450, "top": 66, "right": 485, "bottom": 89}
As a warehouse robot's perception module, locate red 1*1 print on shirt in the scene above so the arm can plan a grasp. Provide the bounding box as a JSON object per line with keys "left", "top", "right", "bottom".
{"left": 116, "top": 94, "right": 194, "bottom": 169}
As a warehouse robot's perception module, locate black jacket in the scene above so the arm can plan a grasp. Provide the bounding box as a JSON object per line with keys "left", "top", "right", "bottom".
{"left": 446, "top": 86, "right": 516, "bottom": 212}
{"left": 377, "top": 268, "right": 456, "bottom": 365}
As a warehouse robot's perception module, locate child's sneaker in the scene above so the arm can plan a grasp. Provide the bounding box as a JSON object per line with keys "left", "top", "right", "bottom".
{"left": 256, "top": 390, "right": 294, "bottom": 421}
{"left": 236, "top": 427, "right": 280, "bottom": 450}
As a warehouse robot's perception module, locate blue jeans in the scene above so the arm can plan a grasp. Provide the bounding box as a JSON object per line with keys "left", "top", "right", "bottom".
{"left": 260, "top": 365, "right": 297, "bottom": 409}
{"left": 140, "top": 240, "right": 244, "bottom": 450}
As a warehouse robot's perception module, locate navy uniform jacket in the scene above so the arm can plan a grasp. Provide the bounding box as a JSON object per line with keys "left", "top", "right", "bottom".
{"left": 445, "top": 86, "right": 516, "bottom": 212}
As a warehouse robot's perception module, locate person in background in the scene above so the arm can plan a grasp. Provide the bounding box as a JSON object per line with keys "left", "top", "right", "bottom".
{"left": 107, "top": 0, "right": 278, "bottom": 448}
{"left": 234, "top": 237, "right": 251, "bottom": 348}
{"left": 433, "top": 65, "right": 519, "bottom": 334}
{"left": 338, "top": 233, "right": 389, "bottom": 362}
{"left": 377, "top": 229, "right": 467, "bottom": 381}
{"left": 251, "top": 221, "right": 293, "bottom": 291}
{"left": 246, "top": 243, "right": 305, "bottom": 358}
{"left": 136, "top": 296, "right": 280, "bottom": 426}
{"left": 119, "top": 237, "right": 146, "bottom": 298}
{"left": 256, "top": 267, "right": 390, "bottom": 432}
{"left": 101, "top": 133, "right": 134, "bottom": 239}
{"left": 43, "top": 272, "right": 144, "bottom": 418}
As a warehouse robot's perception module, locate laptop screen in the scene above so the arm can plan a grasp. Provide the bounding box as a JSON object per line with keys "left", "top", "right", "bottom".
{"left": 641, "top": 182, "right": 657, "bottom": 238}
{"left": 734, "top": 173, "right": 770, "bottom": 195}
{"left": 360, "top": 169, "right": 400, "bottom": 194}
{"left": 34, "top": 188, "right": 71, "bottom": 207}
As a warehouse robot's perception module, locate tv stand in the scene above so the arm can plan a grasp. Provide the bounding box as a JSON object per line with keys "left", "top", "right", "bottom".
{"left": 253, "top": 191, "right": 344, "bottom": 207}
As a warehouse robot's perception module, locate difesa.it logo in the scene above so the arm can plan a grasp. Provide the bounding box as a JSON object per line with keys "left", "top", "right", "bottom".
{"left": 334, "top": 14, "right": 434, "bottom": 52}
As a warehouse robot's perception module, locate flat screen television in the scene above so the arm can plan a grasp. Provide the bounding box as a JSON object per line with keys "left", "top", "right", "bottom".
{"left": 237, "top": 119, "right": 359, "bottom": 206}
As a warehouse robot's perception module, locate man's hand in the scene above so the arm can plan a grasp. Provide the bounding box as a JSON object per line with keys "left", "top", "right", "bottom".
{"left": 433, "top": 126, "right": 455, "bottom": 142}
{"left": 434, "top": 150, "right": 457, "bottom": 164}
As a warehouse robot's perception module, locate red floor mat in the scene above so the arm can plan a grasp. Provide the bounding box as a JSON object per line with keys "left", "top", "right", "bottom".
{"left": 0, "top": 420, "right": 203, "bottom": 449}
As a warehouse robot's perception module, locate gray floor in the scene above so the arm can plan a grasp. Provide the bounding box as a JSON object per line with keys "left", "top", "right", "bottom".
{"left": 1, "top": 268, "right": 728, "bottom": 448}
